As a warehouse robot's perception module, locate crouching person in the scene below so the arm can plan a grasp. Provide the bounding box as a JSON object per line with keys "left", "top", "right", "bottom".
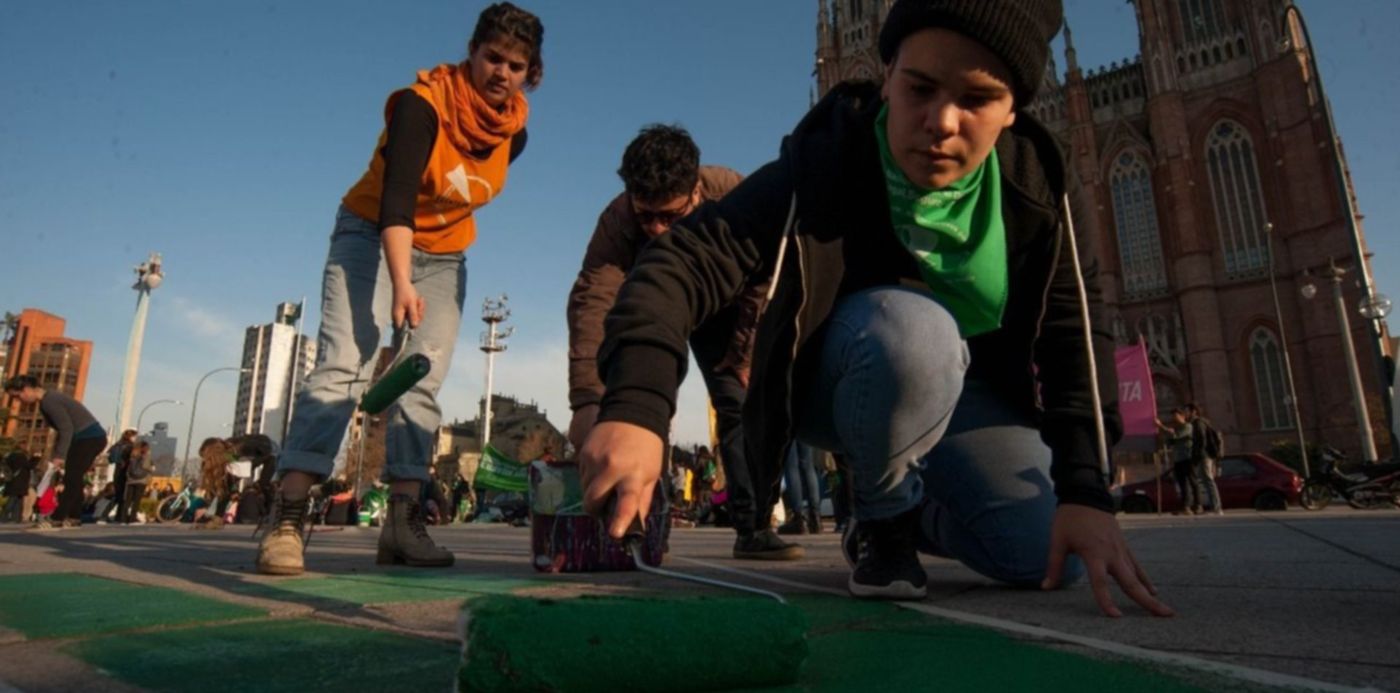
{"left": 580, "top": 0, "right": 1172, "bottom": 617}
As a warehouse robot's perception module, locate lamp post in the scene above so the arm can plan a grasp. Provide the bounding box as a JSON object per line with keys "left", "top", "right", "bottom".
{"left": 136, "top": 399, "right": 182, "bottom": 434}
{"left": 113, "top": 253, "right": 164, "bottom": 434}
{"left": 479, "top": 295, "right": 513, "bottom": 448}
{"left": 183, "top": 367, "right": 249, "bottom": 478}
{"left": 1264, "top": 224, "right": 1310, "bottom": 478}
{"left": 1283, "top": 2, "right": 1394, "bottom": 448}
{"left": 1303, "top": 259, "right": 1378, "bottom": 462}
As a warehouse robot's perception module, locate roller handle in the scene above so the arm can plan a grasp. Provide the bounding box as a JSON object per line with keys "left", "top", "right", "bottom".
{"left": 604, "top": 495, "right": 646, "bottom": 554}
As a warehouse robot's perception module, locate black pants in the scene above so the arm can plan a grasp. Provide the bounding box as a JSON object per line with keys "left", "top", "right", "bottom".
{"left": 98, "top": 472, "right": 127, "bottom": 521}
{"left": 122, "top": 483, "right": 146, "bottom": 523}
{"left": 690, "top": 306, "right": 768, "bottom": 534}
{"left": 51, "top": 437, "right": 106, "bottom": 523}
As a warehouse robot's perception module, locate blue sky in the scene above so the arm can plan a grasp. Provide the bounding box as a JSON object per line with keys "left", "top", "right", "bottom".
{"left": 2, "top": 1, "right": 1397, "bottom": 453}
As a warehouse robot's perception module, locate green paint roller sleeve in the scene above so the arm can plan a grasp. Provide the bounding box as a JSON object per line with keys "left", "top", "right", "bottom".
{"left": 359, "top": 354, "right": 432, "bottom": 414}
{"left": 459, "top": 595, "right": 809, "bottom": 693}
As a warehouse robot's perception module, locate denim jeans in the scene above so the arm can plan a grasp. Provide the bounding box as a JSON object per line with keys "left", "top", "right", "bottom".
{"left": 796, "top": 287, "right": 1082, "bottom": 587}
{"left": 279, "top": 207, "right": 466, "bottom": 483}
{"left": 782, "top": 440, "right": 821, "bottom": 514}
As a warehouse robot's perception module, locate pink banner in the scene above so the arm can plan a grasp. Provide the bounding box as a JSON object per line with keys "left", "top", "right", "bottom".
{"left": 1115, "top": 342, "right": 1158, "bottom": 440}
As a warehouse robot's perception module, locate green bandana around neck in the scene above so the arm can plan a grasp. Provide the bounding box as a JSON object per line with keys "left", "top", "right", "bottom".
{"left": 875, "top": 104, "right": 1009, "bottom": 338}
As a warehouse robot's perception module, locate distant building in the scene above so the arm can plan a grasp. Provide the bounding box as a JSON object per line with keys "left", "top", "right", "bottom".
{"left": 434, "top": 395, "right": 566, "bottom": 485}
{"left": 144, "top": 421, "right": 179, "bottom": 476}
{"left": 1, "top": 308, "right": 94, "bottom": 459}
{"left": 232, "top": 302, "right": 315, "bottom": 446}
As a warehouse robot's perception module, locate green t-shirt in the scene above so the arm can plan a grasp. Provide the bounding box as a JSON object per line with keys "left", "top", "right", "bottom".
{"left": 875, "top": 104, "right": 1009, "bottom": 337}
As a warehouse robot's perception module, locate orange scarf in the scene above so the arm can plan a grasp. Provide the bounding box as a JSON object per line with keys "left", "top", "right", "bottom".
{"left": 414, "top": 62, "right": 529, "bottom": 154}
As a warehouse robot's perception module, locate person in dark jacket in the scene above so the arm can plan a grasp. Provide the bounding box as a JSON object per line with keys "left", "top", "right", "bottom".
{"left": 3, "top": 450, "right": 38, "bottom": 523}
{"left": 122, "top": 441, "right": 155, "bottom": 524}
{"left": 580, "top": 0, "right": 1172, "bottom": 616}
{"left": 5, "top": 375, "right": 108, "bottom": 531}
{"left": 566, "top": 124, "right": 799, "bottom": 561}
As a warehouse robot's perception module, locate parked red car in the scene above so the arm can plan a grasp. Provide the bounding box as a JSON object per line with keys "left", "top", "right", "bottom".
{"left": 1118, "top": 453, "right": 1303, "bottom": 513}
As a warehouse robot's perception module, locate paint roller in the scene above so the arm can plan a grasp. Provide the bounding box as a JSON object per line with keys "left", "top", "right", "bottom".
{"left": 457, "top": 500, "right": 810, "bottom": 692}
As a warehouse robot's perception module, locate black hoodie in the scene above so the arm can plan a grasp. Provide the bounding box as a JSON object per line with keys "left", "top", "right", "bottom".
{"left": 598, "top": 81, "right": 1122, "bottom": 511}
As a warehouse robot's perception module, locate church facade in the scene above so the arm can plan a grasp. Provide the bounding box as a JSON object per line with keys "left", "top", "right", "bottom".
{"left": 815, "top": 0, "right": 1392, "bottom": 460}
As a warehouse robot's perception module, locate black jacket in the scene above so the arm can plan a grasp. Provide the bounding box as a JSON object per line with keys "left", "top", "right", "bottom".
{"left": 598, "top": 81, "right": 1122, "bottom": 510}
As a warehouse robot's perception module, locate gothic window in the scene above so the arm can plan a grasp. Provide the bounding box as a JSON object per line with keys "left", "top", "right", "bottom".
{"left": 1205, "top": 121, "right": 1270, "bottom": 275}
{"left": 1180, "top": 0, "right": 1227, "bottom": 43}
{"left": 1249, "top": 328, "right": 1290, "bottom": 430}
{"left": 1109, "top": 152, "right": 1169, "bottom": 296}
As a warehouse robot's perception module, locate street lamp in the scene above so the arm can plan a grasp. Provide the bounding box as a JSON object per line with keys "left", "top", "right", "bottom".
{"left": 1283, "top": 1, "right": 1393, "bottom": 448}
{"left": 1301, "top": 259, "right": 1378, "bottom": 462}
{"left": 136, "top": 399, "right": 182, "bottom": 434}
{"left": 1264, "top": 223, "right": 1310, "bottom": 478}
{"left": 479, "top": 295, "right": 513, "bottom": 448}
{"left": 182, "top": 367, "right": 250, "bottom": 477}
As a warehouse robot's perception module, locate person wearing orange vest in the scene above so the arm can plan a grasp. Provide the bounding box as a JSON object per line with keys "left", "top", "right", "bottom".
{"left": 256, "top": 2, "right": 544, "bottom": 576}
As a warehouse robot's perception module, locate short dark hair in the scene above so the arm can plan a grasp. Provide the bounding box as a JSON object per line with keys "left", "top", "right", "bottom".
{"left": 3, "top": 375, "right": 39, "bottom": 393}
{"left": 469, "top": 2, "right": 546, "bottom": 90}
{"left": 618, "top": 124, "right": 701, "bottom": 203}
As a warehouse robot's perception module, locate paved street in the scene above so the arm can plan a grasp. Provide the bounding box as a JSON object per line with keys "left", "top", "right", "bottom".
{"left": 0, "top": 507, "right": 1396, "bottom": 692}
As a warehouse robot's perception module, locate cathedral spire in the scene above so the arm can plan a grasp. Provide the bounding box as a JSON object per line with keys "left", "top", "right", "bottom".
{"left": 1064, "top": 20, "right": 1081, "bottom": 76}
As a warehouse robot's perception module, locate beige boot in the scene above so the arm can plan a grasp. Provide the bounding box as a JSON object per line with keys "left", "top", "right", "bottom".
{"left": 256, "top": 494, "right": 309, "bottom": 576}
{"left": 377, "top": 494, "right": 454, "bottom": 567}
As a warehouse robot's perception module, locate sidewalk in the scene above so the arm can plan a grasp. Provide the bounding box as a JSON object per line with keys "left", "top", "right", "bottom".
{"left": 0, "top": 508, "right": 1395, "bottom": 692}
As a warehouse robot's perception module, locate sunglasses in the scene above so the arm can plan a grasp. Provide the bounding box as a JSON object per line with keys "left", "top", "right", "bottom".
{"left": 632, "top": 200, "right": 694, "bottom": 227}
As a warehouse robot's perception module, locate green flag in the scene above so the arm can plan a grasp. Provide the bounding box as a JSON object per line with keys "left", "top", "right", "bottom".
{"left": 475, "top": 443, "right": 528, "bottom": 492}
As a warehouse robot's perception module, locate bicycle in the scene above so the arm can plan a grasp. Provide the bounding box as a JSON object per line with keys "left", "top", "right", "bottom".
{"left": 154, "top": 484, "right": 200, "bottom": 523}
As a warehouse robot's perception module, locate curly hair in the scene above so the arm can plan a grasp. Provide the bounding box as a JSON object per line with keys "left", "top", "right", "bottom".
{"left": 618, "top": 124, "right": 701, "bottom": 204}
{"left": 470, "top": 2, "right": 545, "bottom": 90}
{"left": 198, "top": 437, "right": 231, "bottom": 501}
{"left": 2, "top": 374, "right": 39, "bottom": 393}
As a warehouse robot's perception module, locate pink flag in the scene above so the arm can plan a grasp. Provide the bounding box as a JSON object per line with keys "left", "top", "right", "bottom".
{"left": 1115, "top": 342, "right": 1158, "bottom": 442}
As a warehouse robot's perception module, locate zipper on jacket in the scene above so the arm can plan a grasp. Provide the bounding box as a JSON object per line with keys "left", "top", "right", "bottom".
{"left": 1028, "top": 221, "right": 1063, "bottom": 410}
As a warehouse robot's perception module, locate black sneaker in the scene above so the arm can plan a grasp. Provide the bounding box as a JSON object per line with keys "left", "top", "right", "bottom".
{"left": 847, "top": 509, "right": 927, "bottom": 600}
{"left": 733, "top": 528, "right": 805, "bottom": 561}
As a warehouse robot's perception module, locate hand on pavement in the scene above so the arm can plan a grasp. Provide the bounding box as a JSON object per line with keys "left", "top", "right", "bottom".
{"left": 579, "top": 421, "right": 663, "bottom": 540}
{"left": 567, "top": 404, "right": 599, "bottom": 454}
{"left": 1042, "top": 504, "right": 1174, "bottom": 618}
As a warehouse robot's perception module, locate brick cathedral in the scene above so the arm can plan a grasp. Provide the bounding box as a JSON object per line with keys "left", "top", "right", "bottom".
{"left": 815, "top": 0, "right": 1392, "bottom": 459}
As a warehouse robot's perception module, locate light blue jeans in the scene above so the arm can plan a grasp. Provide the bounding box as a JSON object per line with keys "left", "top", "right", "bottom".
{"left": 279, "top": 207, "right": 466, "bottom": 483}
{"left": 795, "top": 287, "right": 1082, "bottom": 587}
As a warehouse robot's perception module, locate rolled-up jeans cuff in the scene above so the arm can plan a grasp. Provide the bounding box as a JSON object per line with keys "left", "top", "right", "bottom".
{"left": 276, "top": 451, "right": 335, "bottom": 481}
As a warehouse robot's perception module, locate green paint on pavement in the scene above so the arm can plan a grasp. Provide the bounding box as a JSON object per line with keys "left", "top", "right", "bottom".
{"left": 70, "top": 619, "right": 459, "bottom": 693}
{"left": 235, "top": 571, "right": 542, "bottom": 607}
{"left": 0, "top": 573, "right": 262, "bottom": 640}
{"left": 733, "top": 596, "right": 1205, "bottom": 692}
{"left": 460, "top": 595, "right": 809, "bottom": 693}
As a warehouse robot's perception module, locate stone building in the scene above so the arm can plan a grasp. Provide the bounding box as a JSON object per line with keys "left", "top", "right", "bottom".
{"left": 815, "top": 0, "right": 1392, "bottom": 458}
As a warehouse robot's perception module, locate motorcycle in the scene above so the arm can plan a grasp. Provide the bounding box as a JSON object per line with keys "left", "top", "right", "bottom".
{"left": 1299, "top": 446, "right": 1400, "bottom": 510}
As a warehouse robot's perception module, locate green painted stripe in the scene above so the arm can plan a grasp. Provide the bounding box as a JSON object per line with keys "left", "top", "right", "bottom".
{"left": 0, "top": 573, "right": 262, "bottom": 640}
{"left": 234, "top": 571, "right": 542, "bottom": 606}
{"left": 69, "top": 619, "right": 459, "bottom": 693}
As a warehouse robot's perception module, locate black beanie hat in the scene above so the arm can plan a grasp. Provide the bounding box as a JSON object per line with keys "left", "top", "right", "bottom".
{"left": 878, "top": 0, "right": 1063, "bottom": 104}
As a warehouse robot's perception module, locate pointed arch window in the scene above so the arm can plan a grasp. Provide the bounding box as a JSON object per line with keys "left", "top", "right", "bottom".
{"left": 1109, "top": 152, "right": 1169, "bottom": 296}
{"left": 1205, "top": 121, "right": 1270, "bottom": 275}
{"left": 1249, "top": 328, "right": 1290, "bottom": 430}
{"left": 1179, "top": 0, "right": 1227, "bottom": 43}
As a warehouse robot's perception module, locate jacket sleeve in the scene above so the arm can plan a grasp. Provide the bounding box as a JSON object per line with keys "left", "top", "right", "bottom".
{"left": 567, "top": 197, "right": 635, "bottom": 411}
{"left": 596, "top": 159, "right": 796, "bottom": 439}
{"left": 1035, "top": 177, "right": 1124, "bottom": 512}
{"left": 720, "top": 283, "right": 768, "bottom": 374}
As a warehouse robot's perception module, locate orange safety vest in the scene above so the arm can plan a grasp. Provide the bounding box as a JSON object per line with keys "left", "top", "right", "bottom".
{"left": 342, "top": 83, "right": 512, "bottom": 255}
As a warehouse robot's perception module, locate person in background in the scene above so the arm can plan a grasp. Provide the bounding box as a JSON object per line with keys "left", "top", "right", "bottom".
{"left": 778, "top": 441, "right": 823, "bottom": 535}
{"left": 257, "top": 2, "right": 545, "bottom": 576}
{"left": 195, "top": 438, "right": 235, "bottom": 529}
{"left": 5, "top": 376, "right": 107, "bottom": 531}
{"left": 3, "top": 451, "right": 37, "bottom": 523}
{"left": 1186, "top": 403, "right": 1223, "bottom": 515}
{"left": 123, "top": 441, "right": 154, "bottom": 524}
{"left": 1156, "top": 408, "right": 1199, "bottom": 515}
{"left": 97, "top": 429, "right": 138, "bottom": 524}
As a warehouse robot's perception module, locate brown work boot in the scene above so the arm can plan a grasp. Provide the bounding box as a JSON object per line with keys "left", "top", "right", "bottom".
{"left": 377, "top": 494, "right": 454, "bottom": 567}
{"left": 256, "top": 494, "right": 310, "bottom": 576}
